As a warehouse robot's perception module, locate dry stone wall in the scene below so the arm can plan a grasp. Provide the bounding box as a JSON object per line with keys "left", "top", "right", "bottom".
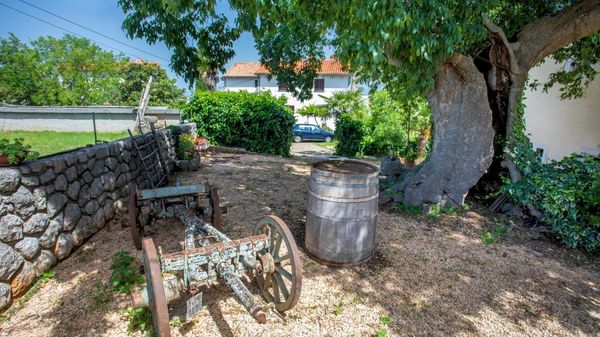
{"left": 0, "top": 127, "right": 184, "bottom": 310}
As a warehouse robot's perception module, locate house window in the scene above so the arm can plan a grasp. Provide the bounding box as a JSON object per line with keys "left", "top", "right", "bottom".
{"left": 533, "top": 144, "right": 547, "bottom": 164}
{"left": 278, "top": 82, "right": 288, "bottom": 92}
{"left": 254, "top": 79, "right": 259, "bottom": 88}
{"left": 314, "top": 79, "right": 325, "bottom": 92}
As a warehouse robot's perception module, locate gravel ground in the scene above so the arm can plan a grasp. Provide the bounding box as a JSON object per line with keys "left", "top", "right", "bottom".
{"left": 290, "top": 142, "right": 334, "bottom": 158}
{"left": 0, "top": 152, "right": 598, "bottom": 337}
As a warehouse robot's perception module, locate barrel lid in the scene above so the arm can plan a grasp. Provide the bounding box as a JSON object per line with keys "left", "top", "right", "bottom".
{"left": 312, "top": 160, "right": 378, "bottom": 176}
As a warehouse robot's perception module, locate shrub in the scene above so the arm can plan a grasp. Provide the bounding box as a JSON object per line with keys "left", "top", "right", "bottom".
{"left": 503, "top": 109, "right": 600, "bottom": 251}
{"left": 0, "top": 138, "right": 39, "bottom": 164}
{"left": 110, "top": 251, "right": 143, "bottom": 294}
{"left": 176, "top": 134, "right": 198, "bottom": 160}
{"left": 183, "top": 91, "right": 295, "bottom": 156}
{"left": 334, "top": 114, "right": 365, "bottom": 157}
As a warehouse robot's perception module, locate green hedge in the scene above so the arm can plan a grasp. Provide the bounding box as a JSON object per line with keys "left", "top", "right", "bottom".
{"left": 183, "top": 91, "right": 295, "bottom": 156}
{"left": 334, "top": 114, "right": 365, "bottom": 157}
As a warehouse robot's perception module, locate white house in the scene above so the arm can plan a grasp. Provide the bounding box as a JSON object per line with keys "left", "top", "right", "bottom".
{"left": 524, "top": 60, "right": 600, "bottom": 162}
{"left": 222, "top": 59, "right": 354, "bottom": 128}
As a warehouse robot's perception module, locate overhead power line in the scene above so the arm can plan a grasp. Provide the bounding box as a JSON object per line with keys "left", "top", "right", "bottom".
{"left": 0, "top": 2, "right": 165, "bottom": 63}
{"left": 17, "top": 0, "right": 170, "bottom": 62}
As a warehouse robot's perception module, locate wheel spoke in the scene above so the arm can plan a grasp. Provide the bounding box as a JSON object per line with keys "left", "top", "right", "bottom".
{"left": 271, "top": 274, "right": 280, "bottom": 303}
{"left": 274, "top": 273, "right": 289, "bottom": 300}
{"left": 273, "top": 235, "right": 283, "bottom": 257}
{"left": 273, "top": 254, "right": 290, "bottom": 263}
{"left": 276, "top": 265, "right": 293, "bottom": 281}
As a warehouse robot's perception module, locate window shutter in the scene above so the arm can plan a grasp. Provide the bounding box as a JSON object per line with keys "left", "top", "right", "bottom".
{"left": 314, "top": 79, "right": 325, "bottom": 92}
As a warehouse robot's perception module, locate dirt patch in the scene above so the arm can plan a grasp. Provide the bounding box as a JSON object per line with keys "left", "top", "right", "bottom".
{"left": 1, "top": 152, "right": 598, "bottom": 337}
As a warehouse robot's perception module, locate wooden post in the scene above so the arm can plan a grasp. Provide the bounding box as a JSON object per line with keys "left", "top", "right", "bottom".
{"left": 134, "top": 76, "right": 153, "bottom": 133}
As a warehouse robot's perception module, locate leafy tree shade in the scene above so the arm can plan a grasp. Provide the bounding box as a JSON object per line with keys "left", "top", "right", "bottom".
{"left": 118, "top": 0, "right": 238, "bottom": 90}
{"left": 297, "top": 104, "right": 328, "bottom": 126}
{"left": 116, "top": 62, "right": 186, "bottom": 106}
{"left": 119, "top": 0, "right": 600, "bottom": 209}
{"left": 0, "top": 34, "right": 186, "bottom": 106}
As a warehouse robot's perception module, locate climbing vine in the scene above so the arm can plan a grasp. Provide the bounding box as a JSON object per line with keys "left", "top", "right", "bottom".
{"left": 502, "top": 102, "right": 600, "bottom": 251}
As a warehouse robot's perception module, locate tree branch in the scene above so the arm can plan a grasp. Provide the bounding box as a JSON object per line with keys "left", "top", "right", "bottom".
{"left": 515, "top": 0, "right": 600, "bottom": 70}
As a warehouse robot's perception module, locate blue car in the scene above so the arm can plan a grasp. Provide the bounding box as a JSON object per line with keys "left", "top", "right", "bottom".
{"left": 293, "top": 124, "right": 334, "bottom": 143}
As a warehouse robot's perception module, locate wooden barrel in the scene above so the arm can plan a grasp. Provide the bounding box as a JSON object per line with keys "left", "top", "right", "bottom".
{"left": 305, "top": 159, "right": 379, "bottom": 267}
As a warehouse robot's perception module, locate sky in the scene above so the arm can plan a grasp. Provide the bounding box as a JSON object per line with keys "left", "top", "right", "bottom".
{"left": 0, "top": 0, "right": 260, "bottom": 93}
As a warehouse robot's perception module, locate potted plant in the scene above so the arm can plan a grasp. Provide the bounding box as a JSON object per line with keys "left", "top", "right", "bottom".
{"left": 403, "top": 141, "right": 419, "bottom": 168}
{"left": 0, "top": 138, "right": 38, "bottom": 167}
{"left": 174, "top": 134, "right": 203, "bottom": 171}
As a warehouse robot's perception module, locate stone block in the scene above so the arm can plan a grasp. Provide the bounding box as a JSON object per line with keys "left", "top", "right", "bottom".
{"left": 0, "top": 169, "right": 20, "bottom": 193}
{"left": 67, "top": 181, "right": 81, "bottom": 200}
{"left": 86, "top": 157, "right": 96, "bottom": 170}
{"left": 63, "top": 203, "right": 81, "bottom": 231}
{"left": 91, "top": 159, "right": 105, "bottom": 177}
{"left": 83, "top": 171, "right": 94, "bottom": 184}
{"left": 20, "top": 175, "right": 40, "bottom": 187}
{"left": 77, "top": 151, "right": 88, "bottom": 163}
{"left": 121, "top": 150, "right": 131, "bottom": 163}
{"left": 76, "top": 163, "right": 87, "bottom": 175}
{"left": 54, "top": 174, "right": 68, "bottom": 191}
{"left": 90, "top": 178, "right": 103, "bottom": 198}
{"left": 33, "top": 187, "right": 47, "bottom": 211}
{"left": 96, "top": 146, "right": 110, "bottom": 159}
{"left": 10, "top": 261, "right": 36, "bottom": 297}
{"left": 84, "top": 200, "right": 99, "bottom": 215}
{"left": 12, "top": 186, "right": 36, "bottom": 217}
{"left": 0, "top": 282, "right": 11, "bottom": 310}
{"left": 47, "top": 193, "right": 67, "bottom": 217}
{"left": 51, "top": 157, "right": 66, "bottom": 174}
{"left": 28, "top": 160, "right": 45, "bottom": 173}
{"left": 33, "top": 250, "right": 56, "bottom": 277}
{"left": 0, "top": 242, "right": 24, "bottom": 281}
{"left": 39, "top": 213, "right": 62, "bottom": 249}
{"left": 64, "top": 153, "right": 77, "bottom": 166}
{"left": 72, "top": 216, "right": 94, "bottom": 246}
{"left": 54, "top": 233, "right": 73, "bottom": 259}
{"left": 93, "top": 208, "right": 106, "bottom": 230}
{"left": 65, "top": 166, "right": 77, "bottom": 182}
{"left": 15, "top": 237, "right": 40, "bottom": 260}
{"left": 105, "top": 157, "right": 118, "bottom": 171}
{"left": 18, "top": 164, "right": 31, "bottom": 175}
{"left": 23, "top": 213, "right": 48, "bottom": 234}
{"left": 39, "top": 169, "right": 56, "bottom": 185}
{"left": 103, "top": 201, "right": 115, "bottom": 221}
{"left": 0, "top": 214, "right": 24, "bottom": 241}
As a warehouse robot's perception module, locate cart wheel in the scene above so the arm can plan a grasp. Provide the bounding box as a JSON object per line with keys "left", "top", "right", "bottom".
{"left": 142, "top": 237, "right": 171, "bottom": 337}
{"left": 209, "top": 187, "right": 223, "bottom": 231}
{"left": 128, "top": 184, "right": 144, "bottom": 250}
{"left": 254, "top": 215, "right": 302, "bottom": 313}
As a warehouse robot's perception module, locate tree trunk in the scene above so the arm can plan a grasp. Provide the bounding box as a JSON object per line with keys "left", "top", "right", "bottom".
{"left": 393, "top": 0, "right": 600, "bottom": 209}
{"left": 395, "top": 55, "right": 495, "bottom": 207}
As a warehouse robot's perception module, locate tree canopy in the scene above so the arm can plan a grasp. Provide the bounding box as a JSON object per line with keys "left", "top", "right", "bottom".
{"left": 0, "top": 33, "right": 186, "bottom": 106}
{"left": 118, "top": 0, "right": 599, "bottom": 100}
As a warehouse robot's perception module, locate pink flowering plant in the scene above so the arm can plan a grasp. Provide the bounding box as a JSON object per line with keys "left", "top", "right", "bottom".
{"left": 177, "top": 135, "right": 210, "bottom": 160}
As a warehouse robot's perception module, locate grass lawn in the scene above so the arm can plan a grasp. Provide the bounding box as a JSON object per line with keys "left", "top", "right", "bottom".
{"left": 316, "top": 140, "right": 337, "bottom": 149}
{"left": 0, "top": 130, "right": 129, "bottom": 157}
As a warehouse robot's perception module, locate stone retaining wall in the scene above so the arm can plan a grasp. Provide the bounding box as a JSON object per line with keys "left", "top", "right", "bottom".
{"left": 0, "top": 125, "right": 194, "bottom": 310}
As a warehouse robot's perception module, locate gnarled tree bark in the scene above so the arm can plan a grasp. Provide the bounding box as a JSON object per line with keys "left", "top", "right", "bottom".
{"left": 396, "top": 0, "right": 600, "bottom": 210}
{"left": 395, "top": 55, "right": 494, "bottom": 207}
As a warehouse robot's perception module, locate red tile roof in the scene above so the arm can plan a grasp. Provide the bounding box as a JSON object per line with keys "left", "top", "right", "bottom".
{"left": 224, "top": 59, "right": 349, "bottom": 77}
{"left": 223, "top": 62, "right": 263, "bottom": 77}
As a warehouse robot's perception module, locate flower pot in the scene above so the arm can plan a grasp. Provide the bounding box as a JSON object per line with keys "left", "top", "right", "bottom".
{"left": 174, "top": 156, "right": 200, "bottom": 171}
{"left": 0, "top": 154, "right": 26, "bottom": 167}
{"left": 403, "top": 160, "right": 416, "bottom": 169}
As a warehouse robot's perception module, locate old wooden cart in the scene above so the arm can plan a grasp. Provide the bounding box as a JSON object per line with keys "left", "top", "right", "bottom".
{"left": 127, "top": 127, "right": 302, "bottom": 336}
